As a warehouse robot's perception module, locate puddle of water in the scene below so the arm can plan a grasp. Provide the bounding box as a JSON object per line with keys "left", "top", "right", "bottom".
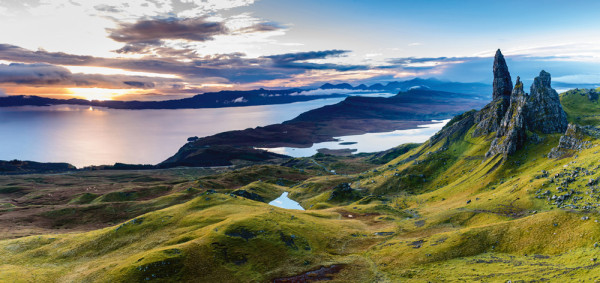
{"left": 269, "top": 192, "right": 304, "bottom": 210}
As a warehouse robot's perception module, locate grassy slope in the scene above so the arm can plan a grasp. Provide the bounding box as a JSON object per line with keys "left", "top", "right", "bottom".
{"left": 560, "top": 87, "right": 600, "bottom": 125}
{"left": 0, "top": 194, "right": 385, "bottom": 282}
{"left": 3, "top": 90, "right": 600, "bottom": 281}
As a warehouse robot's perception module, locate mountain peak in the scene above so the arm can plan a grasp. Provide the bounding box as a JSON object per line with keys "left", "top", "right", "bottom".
{"left": 440, "top": 49, "right": 569, "bottom": 159}
{"left": 492, "top": 49, "right": 512, "bottom": 101}
{"left": 485, "top": 69, "right": 568, "bottom": 158}
{"left": 472, "top": 49, "right": 512, "bottom": 137}
{"left": 532, "top": 70, "right": 552, "bottom": 90}
{"left": 526, "top": 70, "right": 568, "bottom": 134}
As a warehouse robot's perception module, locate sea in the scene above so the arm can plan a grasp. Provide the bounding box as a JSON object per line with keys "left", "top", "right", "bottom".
{"left": 0, "top": 94, "right": 445, "bottom": 168}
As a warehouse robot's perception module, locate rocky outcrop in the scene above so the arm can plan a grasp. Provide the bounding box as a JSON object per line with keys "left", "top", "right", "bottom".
{"left": 472, "top": 49, "right": 513, "bottom": 137}
{"left": 548, "top": 124, "right": 593, "bottom": 158}
{"left": 486, "top": 77, "right": 528, "bottom": 158}
{"left": 472, "top": 98, "right": 509, "bottom": 137}
{"left": 525, "top": 70, "right": 568, "bottom": 134}
{"left": 485, "top": 70, "right": 569, "bottom": 158}
{"left": 492, "top": 49, "right": 513, "bottom": 101}
{"left": 431, "top": 49, "right": 570, "bottom": 159}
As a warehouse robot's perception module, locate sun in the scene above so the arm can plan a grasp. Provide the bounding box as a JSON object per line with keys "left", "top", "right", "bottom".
{"left": 67, "top": 88, "right": 139, "bottom": 101}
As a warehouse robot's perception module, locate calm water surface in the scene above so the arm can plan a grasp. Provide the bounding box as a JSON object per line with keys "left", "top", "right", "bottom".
{"left": 262, "top": 120, "right": 449, "bottom": 157}
{"left": 269, "top": 192, "right": 304, "bottom": 210}
{"left": 0, "top": 98, "right": 345, "bottom": 167}
{"left": 0, "top": 93, "right": 445, "bottom": 168}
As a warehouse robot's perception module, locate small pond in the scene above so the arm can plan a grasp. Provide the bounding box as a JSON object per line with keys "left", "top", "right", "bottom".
{"left": 269, "top": 192, "right": 304, "bottom": 210}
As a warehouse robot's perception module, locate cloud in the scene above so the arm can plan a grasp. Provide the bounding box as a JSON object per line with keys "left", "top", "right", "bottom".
{"left": 0, "top": 88, "right": 6, "bottom": 97}
{"left": 123, "top": 81, "right": 155, "bottom": 88}
{"left": 108, "top": 17, "right": 228, "bottom": 44}
{"left": 107, "top": 15, "right": 287, "bottom": 55}
{"left": 266, "top": 50, "right": 349, "bottom": 63}
{"left": 235, "top": 21, "right": 284, "bottom": 33}
{"left": 231, "top": 96, "right": 247, "bottom": 103}
{"left": 290, "top": 88, "right": 370, "bottom": 96}
{"left": 0, "top": 44, "right": 370, "bottom": 84}
{"left": 265, "top": 50, "right": 367, "bottom": 71}
{"left": 0, "top": 62, "right": 175, "bottom": 89}
{"left": 386, "top": 56, "right": 472, "bottom": 70}
{"left": 1, "top": 0, "right": 258, "bottom": 19}
{"left": 552, "top": 74, "right": 600, "bottom": 84}
{"left": 0, "top": 63, "right": 71, "bottom": 84}
{"left": 93, "top": 4, "right": 123, "bottom": 13}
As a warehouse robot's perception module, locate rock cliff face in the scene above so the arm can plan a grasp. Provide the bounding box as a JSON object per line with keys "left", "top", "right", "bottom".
{"left": 486, "top": 77, "right": 527, "bottom": 158}
{"left": 427, "top": 49, "right": 570, "bottom": 160}
{"left": 492, "top": 49, "right": 513, "bottom": 101}
{"left": 472, "top": 49, "right": 513, "bottom": 137}
{"left": 525, "top": 70, "right": 568, "bottom": 134}
{"left": 485, "top": 70, "right": 568, "bottom": 158}
{"left": 548, "top": 124, "right": 592, "bottom": 158}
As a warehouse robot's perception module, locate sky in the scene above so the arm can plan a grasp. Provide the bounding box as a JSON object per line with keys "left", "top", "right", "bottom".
{"left": 0, "top": 0, "right": 600, "bottom": 101}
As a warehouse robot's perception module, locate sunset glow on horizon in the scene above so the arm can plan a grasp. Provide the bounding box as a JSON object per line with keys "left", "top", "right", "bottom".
{"left": 67, "top": 88, "right": 143, "bottom": 101}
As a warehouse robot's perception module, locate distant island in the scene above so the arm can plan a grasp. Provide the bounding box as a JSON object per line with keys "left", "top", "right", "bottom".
{"left": 0, "top": 78, "right": 492, "bottom": 109}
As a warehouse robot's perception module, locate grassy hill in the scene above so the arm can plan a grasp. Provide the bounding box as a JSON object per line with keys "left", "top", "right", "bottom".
{"left": 3, "top": 86, "right": 600, "bottom": 281}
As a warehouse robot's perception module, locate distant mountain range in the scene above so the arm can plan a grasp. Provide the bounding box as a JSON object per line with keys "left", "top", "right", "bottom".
{"left": 319, "top": 77, "right": 492, "bottom": 95}
{"left": 0, "top": 78, "right": 492, "bottom": 109}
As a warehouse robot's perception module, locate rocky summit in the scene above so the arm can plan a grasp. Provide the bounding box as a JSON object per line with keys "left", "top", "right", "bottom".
{"left": 526, "top": 70, "right": 569, "bottom": 134}
{"left": 492, "top": 49, "right": 513, "bottom": 101}
{"left": 472, "top": 49, "right": 513, "bottom": 137}
{"left": 465, "top": 49, "right": 569, "bottom": 158}
{"left": 485, "top": 69, "right": 568, "bottom": 158}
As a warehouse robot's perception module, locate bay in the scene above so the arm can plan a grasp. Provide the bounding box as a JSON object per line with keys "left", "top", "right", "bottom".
{"left": 0, "top": 98, "right": 345, "bottom": 167}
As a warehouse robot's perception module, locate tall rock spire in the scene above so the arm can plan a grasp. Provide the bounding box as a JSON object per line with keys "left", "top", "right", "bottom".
{"left": 423, "top": 49, "right": 572, "bottom": 162}
{"left": 492, "top": 49, "right": 513, "bottom": 101}
{"left": 472, "top": 49, "right": 513, "bottom": 137}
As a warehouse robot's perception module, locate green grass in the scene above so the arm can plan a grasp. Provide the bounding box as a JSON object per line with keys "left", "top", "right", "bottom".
{"left": 0, "top": 193, "right": 383, "bottom": 282}
{"left": 560, "top": 88, "right": 600, "bottom": 126}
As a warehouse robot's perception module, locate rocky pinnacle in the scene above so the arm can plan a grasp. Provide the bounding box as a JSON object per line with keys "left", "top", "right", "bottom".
{"left": 432, "top": 49, "right": 570, "bottom": 160}
{"left": 486, "top": 70, "right": 569, "bottom": 158}
{"left": 492, "top": 49, "right": 513, "bottom": 101}
{"left": 486, "top": 76, "right": 527, "bottom": 158}
{"left": 526, "top": 70, "right": 568, "bottom": 134}
{"left": 472, "top": 49, "right": 512, "bottom": 137}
